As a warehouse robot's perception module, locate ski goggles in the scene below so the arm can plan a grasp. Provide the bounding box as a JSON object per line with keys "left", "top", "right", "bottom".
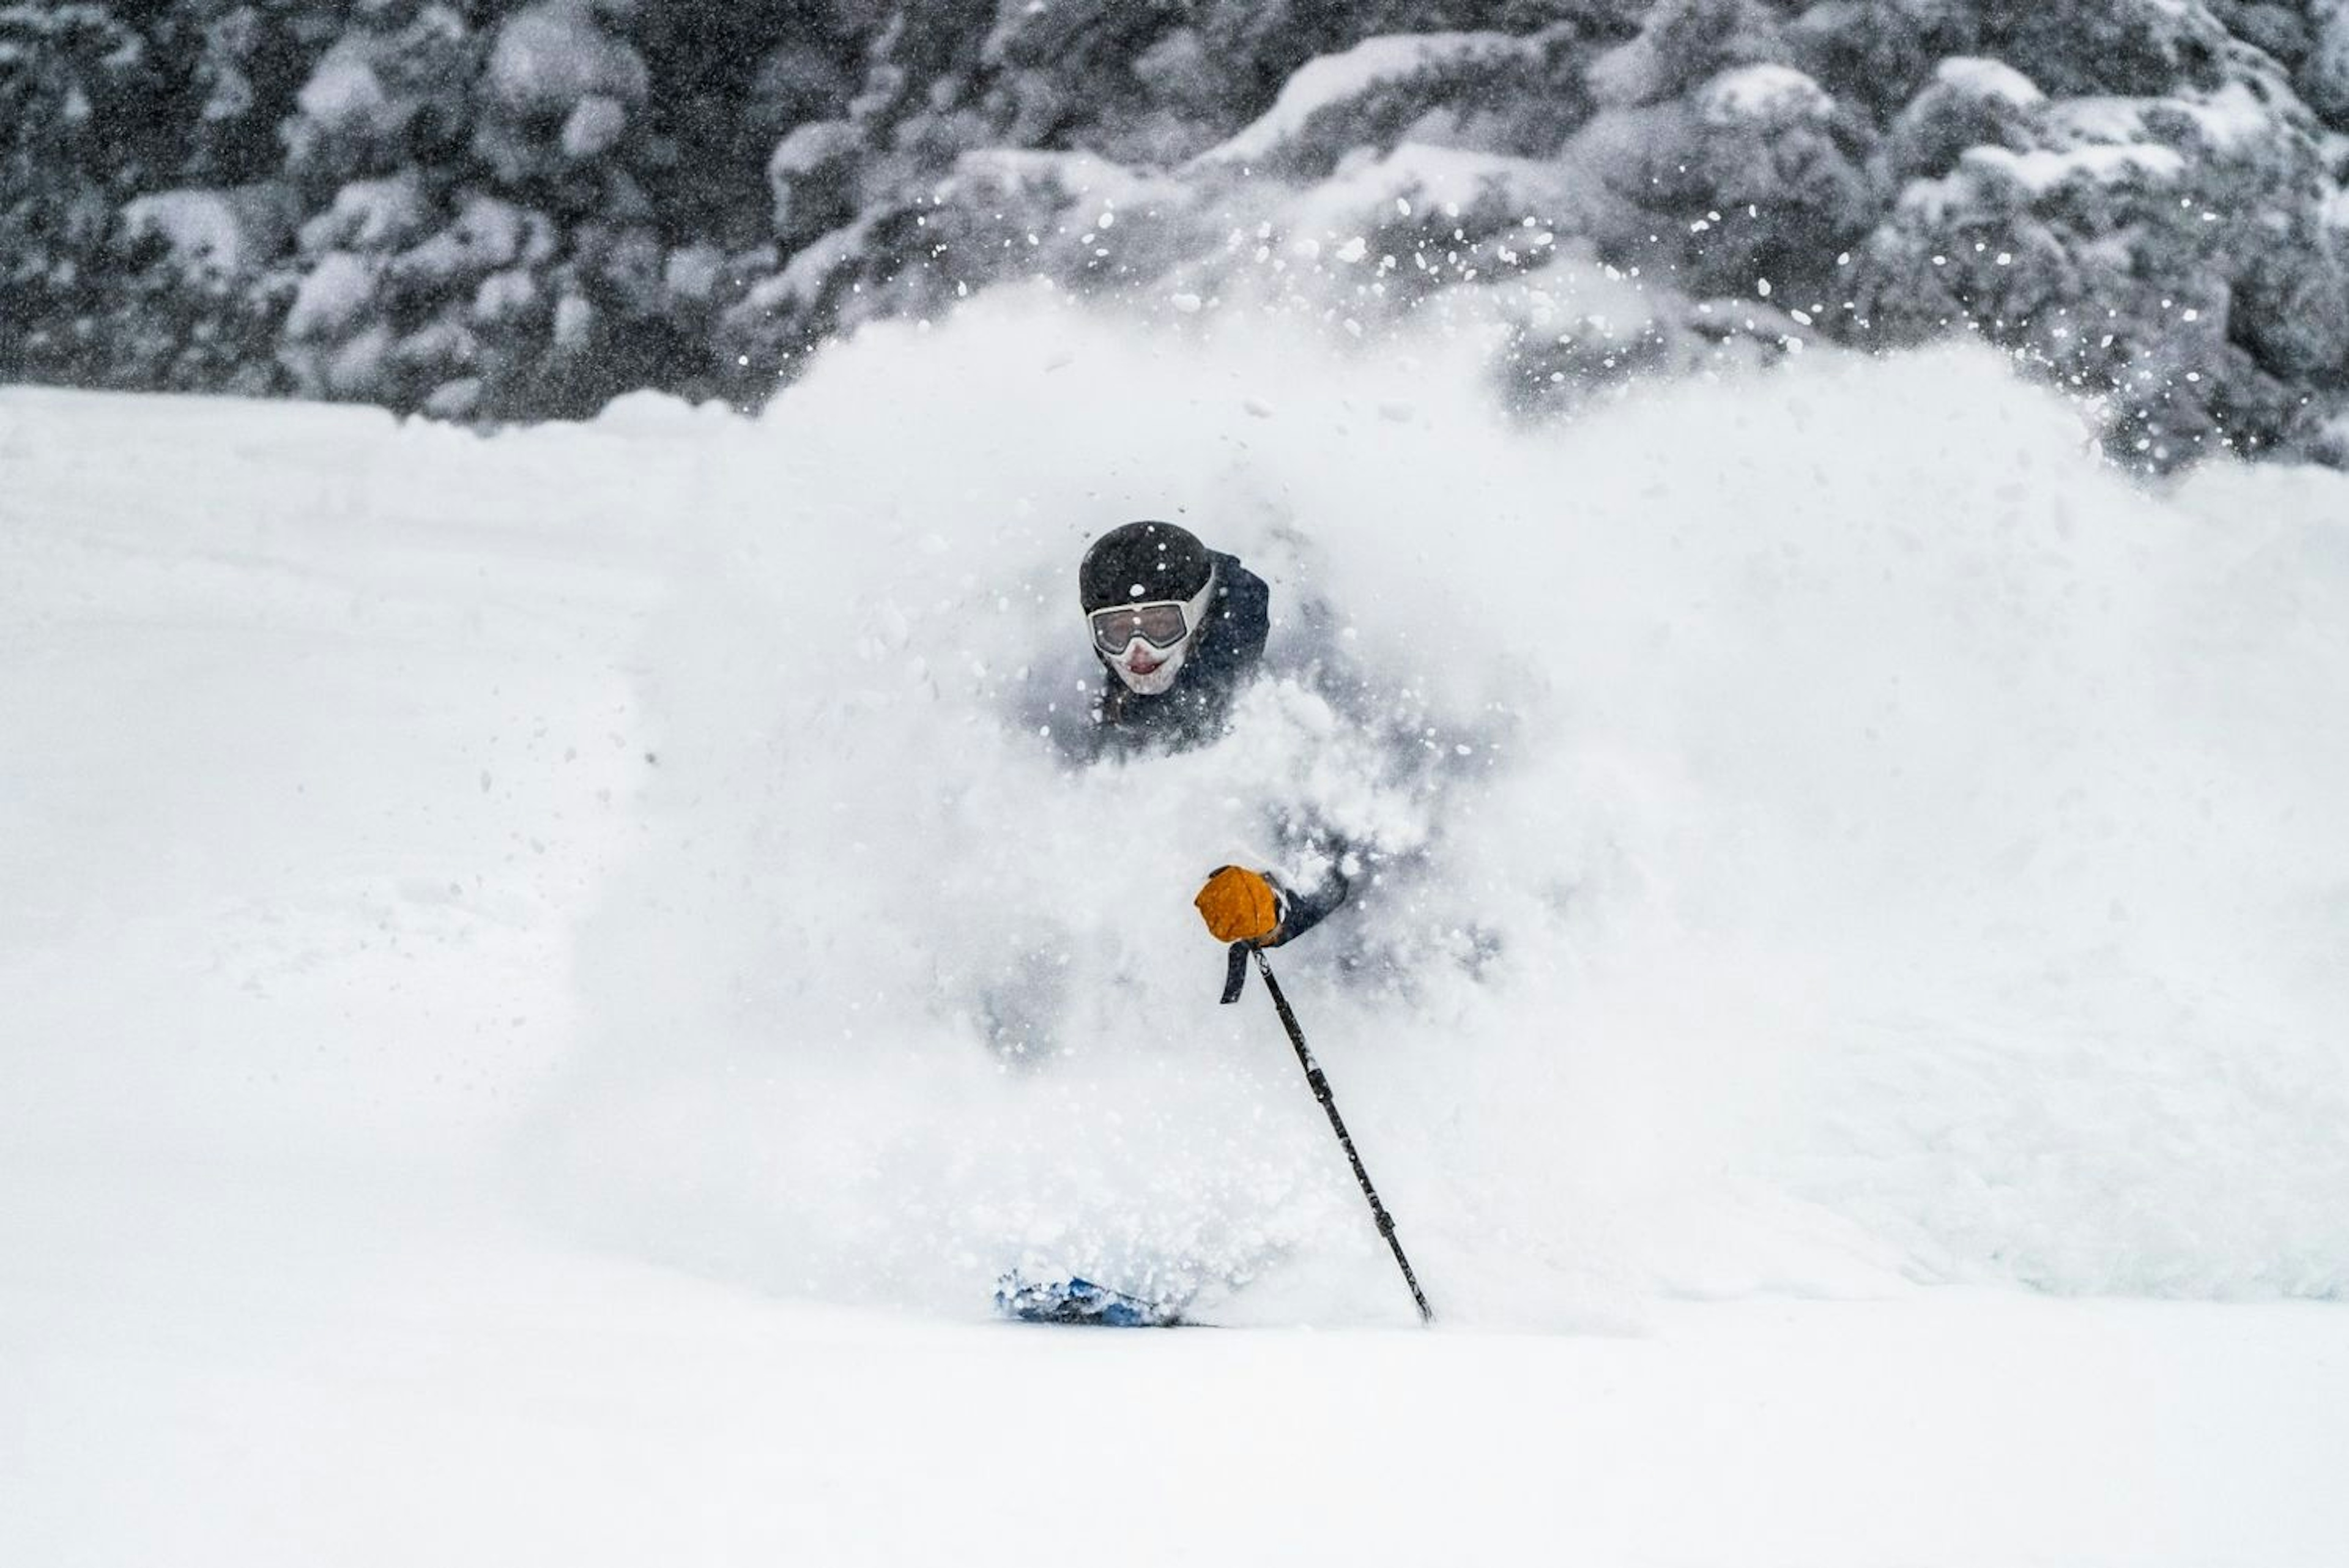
{"left": 1089, "top": 600, "right": 1193, "bottom": 655}
{"left": 1088, "top": 566, "right": 1219, "bottom": 657}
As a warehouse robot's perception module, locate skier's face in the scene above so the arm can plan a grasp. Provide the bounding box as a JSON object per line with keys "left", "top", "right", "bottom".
{"left": 1107, "top": 630, "right": 1188, "bottom": 694}
{"left": 1089, "top": 567, "right": 1217, "bottom": 697}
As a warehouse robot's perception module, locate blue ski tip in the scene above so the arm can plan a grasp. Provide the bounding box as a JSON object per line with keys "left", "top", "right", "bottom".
{"left": 995, "top": 1270, "right": 1183, "bottom": 1328}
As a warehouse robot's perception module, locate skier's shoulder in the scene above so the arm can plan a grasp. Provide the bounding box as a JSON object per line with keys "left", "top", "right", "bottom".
{"left": 1204, "top": 551, "right": 1270, "bottom": 653}
{"left": 1210, "top": 551, "right": 1269, "bottom": 614}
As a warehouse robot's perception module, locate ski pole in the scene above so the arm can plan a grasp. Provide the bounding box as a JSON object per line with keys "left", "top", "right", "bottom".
{"left": 1250, "top": 948, "right": 1434, "bottom": 1325}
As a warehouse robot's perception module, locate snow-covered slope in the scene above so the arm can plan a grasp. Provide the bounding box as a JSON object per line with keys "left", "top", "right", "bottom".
{"left": 4, "top": 305, "right": 2346, "bottom": 1562}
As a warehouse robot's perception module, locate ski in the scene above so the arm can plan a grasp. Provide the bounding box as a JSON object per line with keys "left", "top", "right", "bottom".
{"left": 994, "top": 1271, "right": 1186, "bottom": 1328}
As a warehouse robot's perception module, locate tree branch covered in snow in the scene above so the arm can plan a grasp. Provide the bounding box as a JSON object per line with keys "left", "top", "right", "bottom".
{"left": 7, "top": 0, "right": 2349, "bottom": 466}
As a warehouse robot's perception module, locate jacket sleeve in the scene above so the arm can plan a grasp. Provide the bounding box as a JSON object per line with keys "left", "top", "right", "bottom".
{"left": 1268, "top": 861, "right": 1351, "bottom": 947}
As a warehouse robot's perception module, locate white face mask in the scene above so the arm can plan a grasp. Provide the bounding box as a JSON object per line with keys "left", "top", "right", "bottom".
{"left": 1093, "top": 567, "right": 1219, "bottom": 696}
{"left": 1109, "top": 634, "right": 1190, "bottom": 694}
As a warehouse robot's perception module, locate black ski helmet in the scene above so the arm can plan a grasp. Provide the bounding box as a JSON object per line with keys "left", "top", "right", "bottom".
{"left": 1079, "top": 521, "right": 1214, "bottom": 613}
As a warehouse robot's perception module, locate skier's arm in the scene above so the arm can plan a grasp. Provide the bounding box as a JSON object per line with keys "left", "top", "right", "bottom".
{"left": 1193, "top": 864, "right": 1350, "bottom": 948}
{"left": 1264, "top": 863, "right": 1348, "bottom": 946}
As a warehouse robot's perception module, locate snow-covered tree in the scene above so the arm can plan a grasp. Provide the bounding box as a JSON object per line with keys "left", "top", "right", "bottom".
{"left": 18, "top": 0, "right": 2349, "bottom": 464}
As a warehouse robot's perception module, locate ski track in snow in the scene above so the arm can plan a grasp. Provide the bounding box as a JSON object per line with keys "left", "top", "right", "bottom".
{"left": 3, "top": 297, "right": 2348, "bottom": 1563}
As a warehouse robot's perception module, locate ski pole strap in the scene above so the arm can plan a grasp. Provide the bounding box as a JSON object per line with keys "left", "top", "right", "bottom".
{"left": 1220, "top": 940, "right": 1252, "bottom": 1004}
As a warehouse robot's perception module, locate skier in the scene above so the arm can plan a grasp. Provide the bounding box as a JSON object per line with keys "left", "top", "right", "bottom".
{"left": 1075, "top": 519, "right": 1349, "bottom": 955}
{"left": 1000, "top": 522, "right": 1423, "bottom": 1326}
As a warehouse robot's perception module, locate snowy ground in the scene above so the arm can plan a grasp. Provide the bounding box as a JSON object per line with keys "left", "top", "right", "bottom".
{"left": 12, "top": 1163, "right": 2341, "bottom": 1565}
{"left": 4, "top": 300, "right": 2347, "bottom": 1564}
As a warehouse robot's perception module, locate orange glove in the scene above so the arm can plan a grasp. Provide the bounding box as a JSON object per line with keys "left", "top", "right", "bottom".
{"left": 1195, "top": 866, "right": 1283, "bottom": 945}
